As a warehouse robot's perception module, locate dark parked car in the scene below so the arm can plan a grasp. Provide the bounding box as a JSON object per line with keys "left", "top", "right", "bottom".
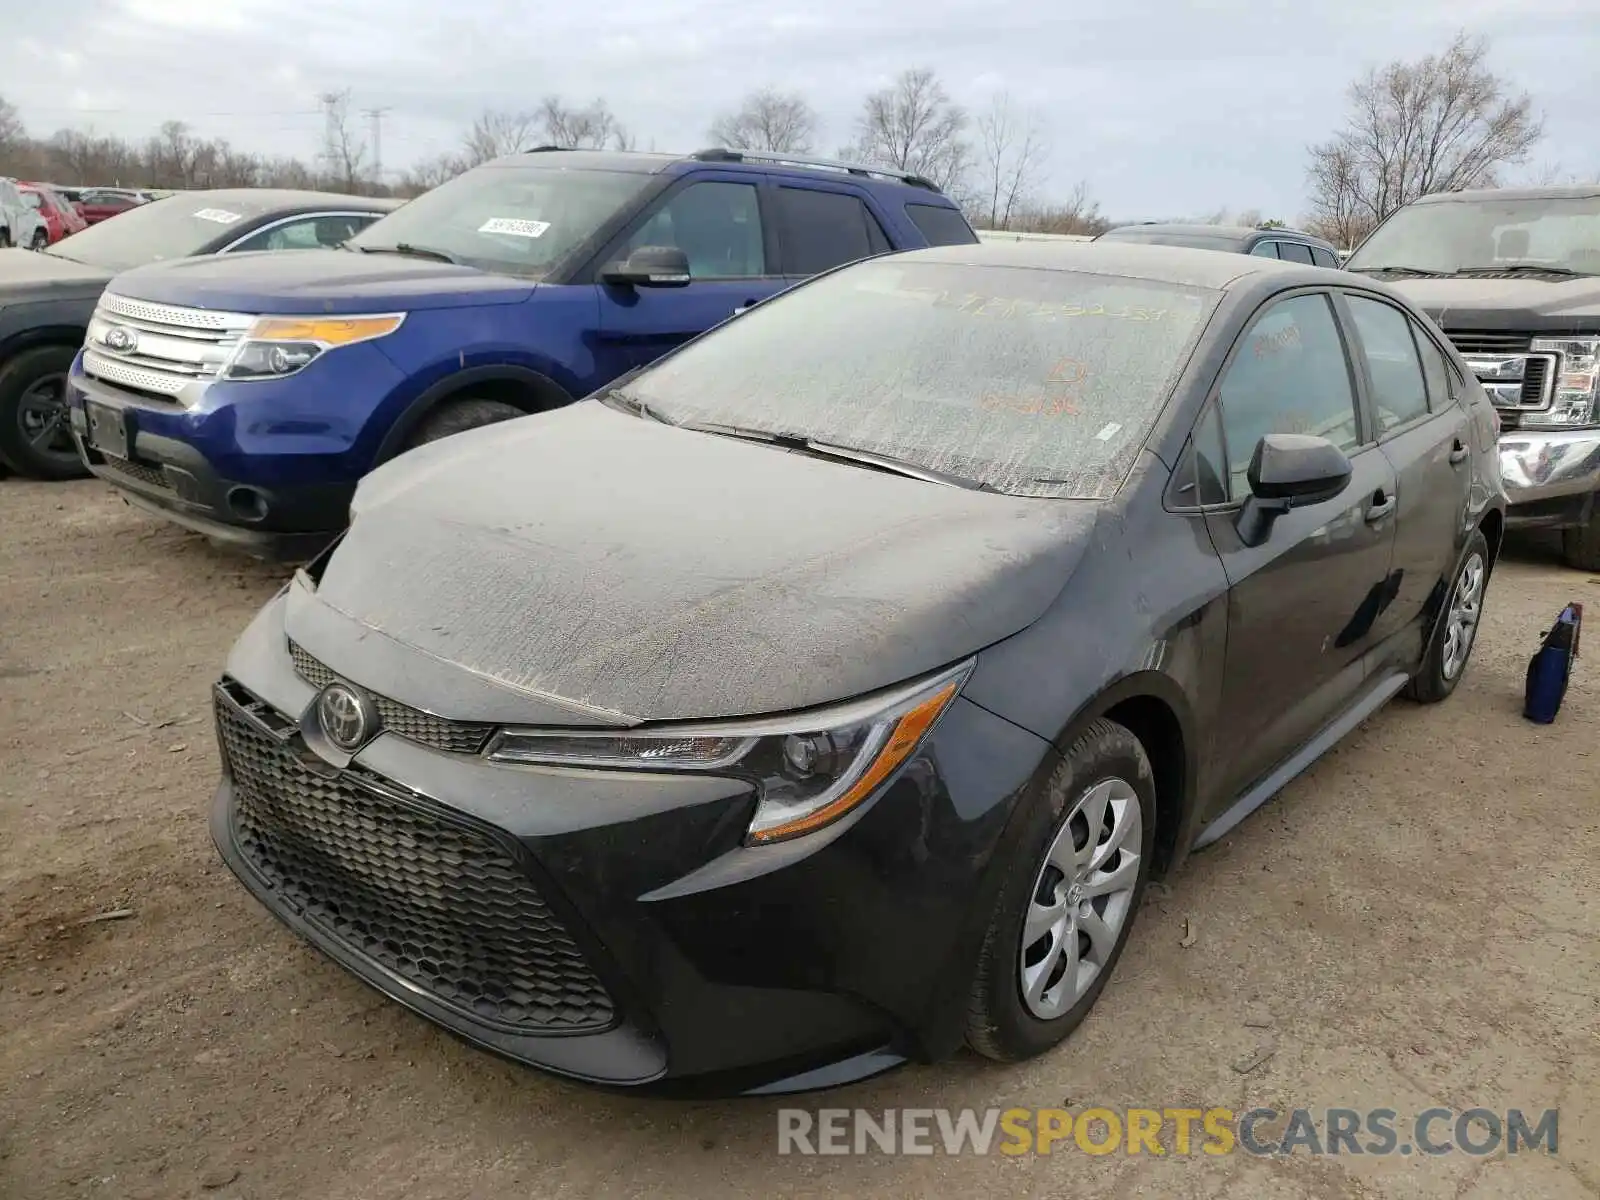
{"left": 0, "top": 188, "right": 396, "bottom": 480}
{"left": 211, "top": 242, "right": 1504, "bottom": 1096}
{"left": 1097, "top": 222, "right": 1344, "bottom": 268}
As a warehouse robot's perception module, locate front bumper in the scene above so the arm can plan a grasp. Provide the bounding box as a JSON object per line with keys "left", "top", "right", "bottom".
{"left": 69, "top": 369, "right": 354, "bottom": 559}
{"left": 1498, "top": 427, "right": 1600, "bottom": 527}
{"left": 209, "top": 596, "right": 1050, "bottom": 1095}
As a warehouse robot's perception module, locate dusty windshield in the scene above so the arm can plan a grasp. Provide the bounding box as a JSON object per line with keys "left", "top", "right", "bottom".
{"left": 624, "top": 259, "right": 1218, "bottom": 499}
{"left": 44, "top": 196, "right": 274, "bottom": 270}
{"left": 1348, "top": 195, "right": 1600, "bottom": 275}
{"left": 346, "top": 164, "right": 654, "bottom": 279}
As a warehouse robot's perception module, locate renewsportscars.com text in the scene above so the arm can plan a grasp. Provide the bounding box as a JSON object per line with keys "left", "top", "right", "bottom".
{"left": 776, "top": 1107, "right": 1559, "bottom": 1157}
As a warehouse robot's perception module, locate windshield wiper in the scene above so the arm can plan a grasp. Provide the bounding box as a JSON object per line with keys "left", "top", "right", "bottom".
{"left": 677, "top": 422, "right": 992, "bottom": 490}
{"left": 1449, "top": 263, "right": 1591, "bottom": 277}
{"left": 599, "top": 388, "right": 676, "bottom": 425}
{"left": 355, "top": 242, "right": 462, "bottom": 265}
{"left": 1347, "top": 265, "right": 1448, "bottom": 277}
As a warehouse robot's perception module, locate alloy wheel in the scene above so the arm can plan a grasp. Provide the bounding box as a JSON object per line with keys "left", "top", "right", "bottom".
{"left": 15, "top": 372, "right": 78, "bottom": 470}
{"left": 1018, "top": 776, "right": 1143, "bottom": 1020}
{"left": 1440, "top": 551, "right": 1485, "bottom": 682}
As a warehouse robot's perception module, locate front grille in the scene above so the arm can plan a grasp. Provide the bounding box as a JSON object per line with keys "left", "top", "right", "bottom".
{"left": 82, "top": 292, "right": 256, "bottom": 399}
{"left": 1444, "top": 331, "right": 1532, "bottom": 356}
{"left": 216, "top": 685, "right": 616, "bottom": 1033}
{"left": 288, "top": 641, "right": 495, "bottom": 754}
{"left": 99, "top": 455, "right": 171, "bottom": 492}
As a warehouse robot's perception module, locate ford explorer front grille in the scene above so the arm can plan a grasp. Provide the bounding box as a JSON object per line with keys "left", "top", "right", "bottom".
{"left": 215, "top": 683, "right": 617, "bottom": 1033}
{"left": 289, "top": 641, "right": 496, "bottom": 755}
{"left": 82, "top": 293, "right": 256, "bottom": 400}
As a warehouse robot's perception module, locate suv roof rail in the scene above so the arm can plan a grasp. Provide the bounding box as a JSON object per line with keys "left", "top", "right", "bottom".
{"left": 688, "top": 147, "right": 941, "bottom": 192}
{"left": 522, "top": 144, "right": 566, "bottom": 153}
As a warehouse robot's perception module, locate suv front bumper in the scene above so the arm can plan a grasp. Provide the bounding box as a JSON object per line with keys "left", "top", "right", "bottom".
{"left": 1498, "top": 427, "right": 1600, "bottom": 528}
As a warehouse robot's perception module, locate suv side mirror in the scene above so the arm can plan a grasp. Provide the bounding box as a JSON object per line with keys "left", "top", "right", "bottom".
{"left": 1235, "top": 432, "right": 1353, "bottom": 546}
{"left": 601, "top": 245, "right": 692, "bottom": 288}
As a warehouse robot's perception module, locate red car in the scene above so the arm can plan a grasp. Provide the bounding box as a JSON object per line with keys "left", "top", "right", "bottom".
{"left": 71, "top": 188, "right": 145, "bottom": 225}
{"left": 20, "top": 183, "right": 88, "bottom": 244}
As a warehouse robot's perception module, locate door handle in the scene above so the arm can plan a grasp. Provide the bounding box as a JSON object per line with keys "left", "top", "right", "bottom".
{"left": 1365, "top": 490, "right": 1396, "bottom": 523}
{"left": 1448, "top": 438, "right": 1469, "bottom": 465}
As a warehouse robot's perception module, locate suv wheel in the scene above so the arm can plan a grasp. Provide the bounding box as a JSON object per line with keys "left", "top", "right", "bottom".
{"left": 402, "top": 397, "right": 525, "bottom": 452}
{"left": 965, "top": 718, "right": 1155, "bottom": 1062}
{"left": 1562, "top": 506, "right": 1600, "bottom": 572}
{"left": 0, "top": 346, "right": 90, "bottom": 480}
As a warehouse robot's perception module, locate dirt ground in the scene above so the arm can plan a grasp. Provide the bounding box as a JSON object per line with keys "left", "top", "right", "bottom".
{"left": 1, "top": 478, "right": 1596, "bottom": 1200}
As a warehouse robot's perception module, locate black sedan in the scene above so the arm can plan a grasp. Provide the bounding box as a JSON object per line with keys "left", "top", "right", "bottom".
{"left": 210, "top": 241, "right": 1505, "bottom": 1095}
{"left": 0, "top": 189, "right": 398, "bottom": 480}
{"left": 1097, "top": 221, "right": 1344, "bottom": 268}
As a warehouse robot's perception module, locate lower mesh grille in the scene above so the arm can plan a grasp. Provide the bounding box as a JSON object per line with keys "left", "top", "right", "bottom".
{"left": 288, "top": 641, "right": 495, "bottom": 754}
{"left": 101, "top": 456, "right": 171, "bottom": 492}
{"left": 216, "top": 684, "right": 616, "bottom": 1033}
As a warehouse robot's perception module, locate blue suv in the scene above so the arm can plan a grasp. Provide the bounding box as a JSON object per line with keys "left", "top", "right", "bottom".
{"left": 66, "top": 148, "right": 978, "bottom": 556}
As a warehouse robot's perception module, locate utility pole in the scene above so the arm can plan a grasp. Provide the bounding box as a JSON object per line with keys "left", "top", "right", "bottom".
{"left": 364, "top": 106, "right": 393, "bottom": 188}
{"left": 318, "top": 91, "right": 346, "bottom": 181}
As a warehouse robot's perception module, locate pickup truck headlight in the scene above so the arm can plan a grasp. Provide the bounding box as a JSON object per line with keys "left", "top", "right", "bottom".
{"left": 1527, "top": 337, "right": 1600, "bottom": 427}
{"left": 223, "top": 313, "right": 405, "bottom": 381}
{"left": 484, "top": 661, "right": 972, "bottom": 845}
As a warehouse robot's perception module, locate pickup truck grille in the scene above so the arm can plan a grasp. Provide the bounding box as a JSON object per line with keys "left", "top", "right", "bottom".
{"left": 82, "top": 293, "right": 256, "bottom": 401}
{"left": 1444, "top": 331, "right": 1555, "bottom": 411}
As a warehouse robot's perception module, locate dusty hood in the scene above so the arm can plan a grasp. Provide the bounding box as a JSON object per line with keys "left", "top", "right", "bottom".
{"left": 0, "top": 247, "right": 112, "bottom": 299}
{"left": 291, "top": 401, "right": 1098, "bottom": 724}
{"left": 1383, "top": 275, "right": 1600, "bottom": 333}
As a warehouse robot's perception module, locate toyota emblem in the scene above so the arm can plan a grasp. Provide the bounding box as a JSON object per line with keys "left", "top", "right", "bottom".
{"left": 103, "top": 325, "right": 139, "bottom": 354}
{"left": 315, "top": 682, "right": 378, "bottom": 751}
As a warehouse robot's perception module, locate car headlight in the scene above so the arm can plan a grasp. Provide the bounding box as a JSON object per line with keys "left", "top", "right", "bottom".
{"left": 1528, "top": 337, "right": 1600, "bottom": 427}
{"left": 485, "top": 660, "right": 973, "bottom": 845}
{"left": 223, "top": 313, "right": 405, "bottom": 381}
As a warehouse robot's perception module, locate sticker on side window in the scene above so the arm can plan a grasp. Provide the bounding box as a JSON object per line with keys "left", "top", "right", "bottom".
{"left": 192, "top": 208, "right": 243, "bottom": 224}
{"left": 478, "top": 217, "right": 550, "bottom": 238}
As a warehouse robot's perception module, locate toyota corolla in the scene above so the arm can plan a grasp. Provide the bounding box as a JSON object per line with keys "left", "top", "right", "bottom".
{"left": 210, "top": 241, "right": 1505, "bottom": 1095}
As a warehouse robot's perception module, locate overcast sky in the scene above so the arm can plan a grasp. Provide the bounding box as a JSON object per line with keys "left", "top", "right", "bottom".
{"left": 3, "top": 0, "right": 1595, "bottom": 220}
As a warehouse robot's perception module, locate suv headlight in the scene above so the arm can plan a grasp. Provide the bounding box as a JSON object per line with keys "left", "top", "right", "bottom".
{"left": 223, "top": 313, "right": 405, "bottom": 381}
{"left": 1528, "top": 337, "right": 1600, "bottom": 427}
{"left": 485, "top": 661, "right": 973, "bottom": 845}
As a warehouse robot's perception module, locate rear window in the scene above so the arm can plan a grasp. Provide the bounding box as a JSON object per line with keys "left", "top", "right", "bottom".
{"left": 905, "top": 203, "right": 979, "bottom": 246}
{"left": 626, "top": 259, "right": 1218, "bottom": 499}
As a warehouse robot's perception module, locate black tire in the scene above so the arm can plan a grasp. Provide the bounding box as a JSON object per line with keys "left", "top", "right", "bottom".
{"left": 0, "top": 228, "right": 10, "bottom": 249}
{"left": 965, "top": 718, "right": 1156, "bottom": 1062}
{"left": 0, "top": 345, "right": 89, "bottom": 480}
{"left": 29, "top": 229, "right": 47, "bottom": 250}
{"left": 401, "top": 397, "right": 525, "bottom": 452}
{"left": 1561, "top": 508, "right": 1600, "bottom": 572}
{"left": 1405, "top": 527, "right": 1490, "bottom": 703}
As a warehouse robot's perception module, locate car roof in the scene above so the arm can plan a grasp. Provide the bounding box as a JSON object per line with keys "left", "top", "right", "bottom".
{"left": 148, "top": 188, "right": 401, "bottom": 211}
{"left": 902, "top": 239, "right": 1323, "bottom": 290}
{"left": 477, "top": 147, "right": 956, "bottom": 202}
{"left": 1414, "top": 184, "right": 1600, "bottom": 204}
{"left": 1102, "top": 221, "right": 1329, "bottom": 245}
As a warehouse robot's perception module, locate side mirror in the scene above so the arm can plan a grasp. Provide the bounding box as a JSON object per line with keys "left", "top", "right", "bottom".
{"left": 601, "top": 245, "right": 692, "bottom": 288}
{"left": 1236, "top": 432, "right": 1353, "bottom": 546}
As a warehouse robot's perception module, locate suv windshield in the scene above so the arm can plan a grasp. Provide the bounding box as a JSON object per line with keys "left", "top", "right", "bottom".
{"left": 346, "top": 164, "right": 656, "bottom": 279}
{"left": 45, "top": 195, "right": 274, "bottom": 270}
{"left": 624, "top": 259, "right": 1218, "bottom": 499}
{"left": 1348, "top": 195, "right": 1600, "bottom": 275}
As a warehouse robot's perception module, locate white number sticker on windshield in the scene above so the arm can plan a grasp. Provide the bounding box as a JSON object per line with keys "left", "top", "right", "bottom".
{"left": 478, "top": 217, "right": 550, "bottom": 238}
{"left": 192, "top": 208, "right": 243, "bottom": 224}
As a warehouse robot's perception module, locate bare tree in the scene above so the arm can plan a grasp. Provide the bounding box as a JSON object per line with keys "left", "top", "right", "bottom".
{"left": 397, "top": 151, "right": 470, "bottom": 195}
{"left": 538, "top": 97, "right": 631, "bottom": 150}
{"left": 0, "top": 96, "right": 23, "bottom": 156}
{"left": 1523, "top": 160, "right": 1600, "bottom": 186}
{"left": 1305, "top": 32, "right": 1543, "bottom": 247}
{"left": 846, "top": 67, "right": 971, "bottom": 194}
{"left": 320, "top": 90, "right": 369, "bottom": 190}
{"left": 463, "top": 109, "right": 543, "bottom": 166}
{"left": 708, "top": 88, "right": 818, "bottom": 153}
{"left": 975, "top": 93, "right": 1046, "bottom": 230}
{"left": 1011, "top": 182, "right": 1110, "bottom": 236}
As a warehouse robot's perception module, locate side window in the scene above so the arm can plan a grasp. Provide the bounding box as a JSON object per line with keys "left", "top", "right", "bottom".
{"left": 1311, "top": 247, "right": 1340, "bottom": 269}
{"left": 621, "top": 181, "right": 767, "bottom": 279}
{"left": 1412, "top": 325, "right": 1455, "bottom": 412}
{"left": 1192, "top": 403, "right": 1230, "bottom": 505}
{"left": 1248, "top": 241, "right": 1279, "bottom": 258}
{"left": 904, "top": 202, "right": 979, "bottom": 246}
{"left": 228, "top": 214, "right": 373, "bottom": 254}
{"left": 1216, "top": 293, "right": 1360, "bottom": 496}
{"left": 1276, "top": 241, "right": 1316, "bottom": 265}
{"left": 1345, "top": 296, "right": 1429, "bottom": 433}
{"left": 776, "top": 187, "right": 885, "bottom": 275}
